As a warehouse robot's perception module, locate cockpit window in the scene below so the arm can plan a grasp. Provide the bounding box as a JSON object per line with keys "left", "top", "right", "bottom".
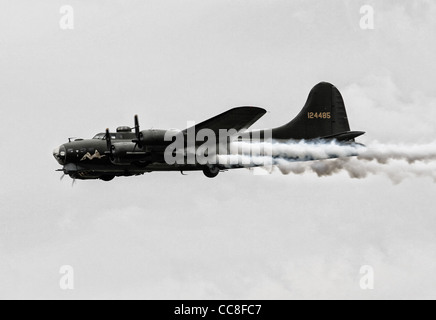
{"left": 93, "top": 133, "right": 105, "bottom": 140}
{"left": 93, "top": 133, "right": 117, "bottom": 140}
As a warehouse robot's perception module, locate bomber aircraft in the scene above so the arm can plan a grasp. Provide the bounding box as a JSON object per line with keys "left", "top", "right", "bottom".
{"left": 53, "top": 82, "right": 364, "bottom": 181}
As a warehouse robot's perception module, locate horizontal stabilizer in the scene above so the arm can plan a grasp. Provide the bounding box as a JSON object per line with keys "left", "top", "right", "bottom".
{"left": 322, "top": 131, "right": 365, "bottom": 141}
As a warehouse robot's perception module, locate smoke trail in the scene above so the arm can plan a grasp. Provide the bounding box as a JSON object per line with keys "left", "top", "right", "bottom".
{"left": 357, "top": 142, "right": 436, "bottom": 164}
{"left": 220, "top": 140, "right": 436, "bottom": 183}
{"left": 272, "top": 157, "right": 436, "bottom": 184}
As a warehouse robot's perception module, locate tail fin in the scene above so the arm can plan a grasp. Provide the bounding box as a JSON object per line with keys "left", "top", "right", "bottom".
{"left": 272, "top": 82, "right": 364, "bottom": 141}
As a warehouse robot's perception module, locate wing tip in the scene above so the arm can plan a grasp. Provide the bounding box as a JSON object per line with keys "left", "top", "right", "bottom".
{"left": 228, "top": 106, "right": 267, "bottom": 114}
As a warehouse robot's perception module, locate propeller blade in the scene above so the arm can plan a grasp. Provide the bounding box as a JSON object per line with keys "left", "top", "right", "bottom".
{"left": 105, "top": 128, "right": 112, "bottom": 151}
{"left": 134, "top": 115, "right": 143, "bottom": 148}
{"left": 134, "top": 115, "right": 140, "bottom": 139}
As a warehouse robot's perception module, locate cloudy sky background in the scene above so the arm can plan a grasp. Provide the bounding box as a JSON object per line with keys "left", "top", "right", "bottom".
{"left": 1, "top": 0, "right": 436, "bottom": 299}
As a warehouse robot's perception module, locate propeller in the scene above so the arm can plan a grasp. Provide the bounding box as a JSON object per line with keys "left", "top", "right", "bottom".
{"left": 133, "top": 115, "right": 143, "bottom": 148}
{"left": 105, "top": 128, "right": 114, "bottom": 159}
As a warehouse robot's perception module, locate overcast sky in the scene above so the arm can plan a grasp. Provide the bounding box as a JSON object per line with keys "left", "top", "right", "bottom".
{"left": 1, "top": 0, "right": 436, "bottom": 299}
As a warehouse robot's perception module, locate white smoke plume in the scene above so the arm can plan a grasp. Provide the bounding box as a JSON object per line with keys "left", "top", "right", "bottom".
{"left": 273, "top": 157, "right": 436, "bottom": 184}
{"left": 219, "top": 140, "right": 436, "bottom": 183}
{"left": 357, "top": 142, "right": 436, "bottom": 164}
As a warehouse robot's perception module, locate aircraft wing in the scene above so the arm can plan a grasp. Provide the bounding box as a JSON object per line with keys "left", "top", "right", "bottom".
{"left": 182, "top": 107, "right": 267, "bottom": 136}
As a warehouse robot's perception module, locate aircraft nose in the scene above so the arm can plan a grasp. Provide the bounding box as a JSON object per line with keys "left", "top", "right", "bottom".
{"left": 53, "top": 145, "right": 66, "bottom": 165}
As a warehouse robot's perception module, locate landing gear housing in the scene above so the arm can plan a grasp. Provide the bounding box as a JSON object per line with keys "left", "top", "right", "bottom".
{"left": 203, "top": 166, "right": 220, "bottom": 178}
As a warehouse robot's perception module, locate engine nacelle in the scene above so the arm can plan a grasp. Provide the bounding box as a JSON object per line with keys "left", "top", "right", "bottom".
{"left": 111, "top": 142, "right": 150, "bottom": 165}
{"left": 140, "top": 129, "right": 171, "bottom": 146}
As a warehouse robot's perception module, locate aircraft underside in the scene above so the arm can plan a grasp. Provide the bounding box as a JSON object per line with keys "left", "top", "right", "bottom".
{"left": 62, "top": 162, "right": 225, "bottom": 181}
